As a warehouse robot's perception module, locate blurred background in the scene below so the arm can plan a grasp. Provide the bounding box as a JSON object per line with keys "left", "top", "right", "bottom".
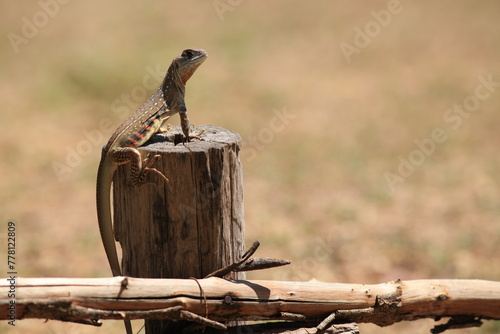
{"left": 1, "top": 1, "right": 499, "bottom": 333}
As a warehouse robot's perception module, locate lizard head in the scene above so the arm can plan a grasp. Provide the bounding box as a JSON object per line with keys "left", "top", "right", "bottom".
{"left": 174, "top": 48, "right": 208, "bottom": 85}
{"left": 161, "top": 48, "right": 207, "bottom": 112}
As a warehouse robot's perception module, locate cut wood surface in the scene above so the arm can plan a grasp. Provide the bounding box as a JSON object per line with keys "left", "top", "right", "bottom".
{"left": 1, "top": 277, "right": 499, "bottom": 329}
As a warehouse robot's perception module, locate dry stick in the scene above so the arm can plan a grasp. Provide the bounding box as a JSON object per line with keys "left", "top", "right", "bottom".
{"left": 237, "top": 257, "right": 291, "bottom": 272}
{"left": 206, "top": 321, "right": 360, "bottom": 334}
{"left": 5, "top": 278, "right": 500, "bottom": 331}
{"left": 205, "top": 241, "right": 260, "bottom": 278}
{"left": 316, "top": 312, "right": 338, "bottom": 334}
{"left": 189, "top": 277, "right": 208, "bottom": 319}
{"left": 67, "top": 305, "right": 226, "bottom": 330}
{"left": 205, "top": 241, "right": 291, "bottom": 278}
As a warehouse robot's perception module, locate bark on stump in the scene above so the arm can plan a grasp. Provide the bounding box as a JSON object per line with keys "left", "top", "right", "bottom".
{"left": 113, "top": 125, "right": 245, "bottom": 333}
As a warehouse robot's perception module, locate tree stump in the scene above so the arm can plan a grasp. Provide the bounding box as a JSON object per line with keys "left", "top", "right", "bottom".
{"left": 113, "top": 125, "right": 245, "bottom": 333}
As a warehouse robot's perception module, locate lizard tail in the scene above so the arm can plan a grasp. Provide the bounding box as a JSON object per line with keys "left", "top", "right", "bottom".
{"left": 97, "top": 155, "right": 133, "bottom": 334}
{"left": 96, "top": 155, "right": 122, "bottom": 277}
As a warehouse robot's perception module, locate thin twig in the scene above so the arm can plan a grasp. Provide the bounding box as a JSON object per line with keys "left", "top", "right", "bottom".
{"left": 190, "top": 277, "right": 208, "bottom": 318}
{"left": 235, "top": 257, "right": 291, "bottom": 272}
{"left": 316, "top": 312, "right": 338, "bottom": 334}
{"left": 205, "top": 241, "right": 260, "bottom": 278}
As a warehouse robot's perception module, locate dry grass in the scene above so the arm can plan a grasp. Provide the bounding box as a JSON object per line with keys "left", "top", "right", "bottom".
{"left": 1, "top": 1, "right": 499, "bottom": 333}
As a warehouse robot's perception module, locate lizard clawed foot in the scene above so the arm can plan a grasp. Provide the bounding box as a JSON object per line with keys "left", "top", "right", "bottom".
{"left": 158, "top": 124, "right": 173, "bottom": 133}
{"left": 190, "top": 127, "right": 205, "bottom": 139}
{"left": 143, "top": 154, "right": 169, "bottom": 183}
{"left": 184, "top": 125, "right": 205, "bottom": 142}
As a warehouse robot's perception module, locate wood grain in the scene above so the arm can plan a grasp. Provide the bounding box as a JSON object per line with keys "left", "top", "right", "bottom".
{"left": 112, "top": 125, "right": 245, "bottom": 332}
{"left": 2, "top": 277, "right": 499, "bottom": 330}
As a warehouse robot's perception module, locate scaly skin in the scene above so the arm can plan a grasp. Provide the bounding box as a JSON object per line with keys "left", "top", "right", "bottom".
{"left": 96, "top": 48, "right": 207, "bottom": 334}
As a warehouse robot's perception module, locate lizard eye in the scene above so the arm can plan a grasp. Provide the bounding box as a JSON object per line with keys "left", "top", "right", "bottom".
{"left": 181, "top": 50, "right": 194, "bottom": 59}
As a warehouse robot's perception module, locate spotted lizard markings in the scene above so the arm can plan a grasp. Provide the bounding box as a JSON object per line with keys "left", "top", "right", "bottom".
{"left": 96, "top": 48, "right": 207, "bottom": 334}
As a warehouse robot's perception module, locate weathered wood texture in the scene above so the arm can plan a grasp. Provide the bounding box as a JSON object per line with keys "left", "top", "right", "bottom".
{"left": 2, "top": 277, "right": 499, "bottom": 331}
{"left": 112, "top": 125, "right": 245, "bottom": 332}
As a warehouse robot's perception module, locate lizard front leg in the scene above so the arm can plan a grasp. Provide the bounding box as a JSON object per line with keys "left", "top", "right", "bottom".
{"left": 180, "top": 110, "right": 205, "bottom": 141}
{"left": 158, "top": 114, "right": 204, "bottom": 142}
{"left": 112, "top": 147, "right": 169, "bottom": 185}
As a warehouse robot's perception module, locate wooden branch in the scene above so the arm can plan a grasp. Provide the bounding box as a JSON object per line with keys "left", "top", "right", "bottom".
{"left": 205, "top": 240, "right": 261, "bottom": 278}
{"left": 204, "top": 322, "right": 360, "bottom": 334}
{"left": 1, "top": 277, "right": 499, "bottom": 331}
{"left": 205, "top": 241, "right": 291, "bottom": 278}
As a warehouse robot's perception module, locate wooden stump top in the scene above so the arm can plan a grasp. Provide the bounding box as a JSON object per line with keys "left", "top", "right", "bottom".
{"left": 144, "top": 124, "right": 242, "bottom": 153}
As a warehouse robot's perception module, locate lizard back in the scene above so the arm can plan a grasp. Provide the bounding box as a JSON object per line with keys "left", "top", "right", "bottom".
{"left": 103, "top": 88, "right": 173, "bottom": 151}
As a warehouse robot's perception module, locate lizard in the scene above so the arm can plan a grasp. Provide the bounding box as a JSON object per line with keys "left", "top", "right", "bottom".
{"left": 96, "top": 48, "right": 207, "bottom": 334}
